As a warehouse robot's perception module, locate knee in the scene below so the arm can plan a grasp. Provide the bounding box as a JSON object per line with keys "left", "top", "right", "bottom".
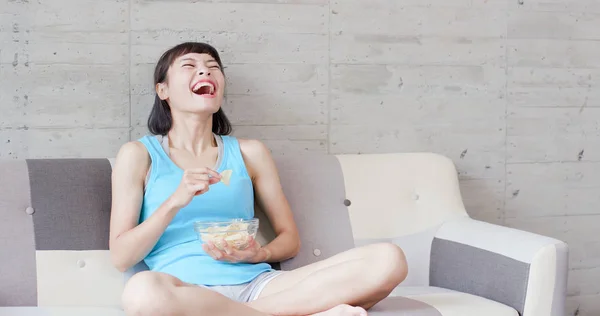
{"left": 368, "top": 243, "right": 408, "bottom": 287}
{"left": 121, "top": 271, "right": 178, "bottom": 316}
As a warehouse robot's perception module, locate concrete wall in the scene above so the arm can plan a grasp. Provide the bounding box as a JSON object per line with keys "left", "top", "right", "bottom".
{"left": 1, "top": 0, "right": 599, "bottom": 314}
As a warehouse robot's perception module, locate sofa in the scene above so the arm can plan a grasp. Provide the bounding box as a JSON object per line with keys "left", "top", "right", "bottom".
{"left": 0, "top": 152, "right": 568, "bottom": 315}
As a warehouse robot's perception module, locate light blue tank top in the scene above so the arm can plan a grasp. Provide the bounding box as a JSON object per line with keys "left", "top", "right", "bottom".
{"left": 137, "top": 134, "right": 273, "bottom": 286}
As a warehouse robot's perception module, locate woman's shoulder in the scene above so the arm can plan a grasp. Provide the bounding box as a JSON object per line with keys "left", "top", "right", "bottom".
{"left": 237, "top": 138, "right": 270, "bottom": 160}
{"left": 113, "top": 140, "right": 151, "bottom": 178}
{"left": 219, "top": 135, "right": 269, "bottom": 158}
{"left": 116, "top": 140, "right": 150, "bottom": 161}
{"left": 236, "top": 138, "right": 274, "bottom": 181}
{"left": 115, "top": 134, "right": 162, "bottom": 163}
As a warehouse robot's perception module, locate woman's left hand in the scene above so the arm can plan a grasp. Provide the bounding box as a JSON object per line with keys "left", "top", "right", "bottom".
{"left": 202, "top": 236, "right": 264, "bottom": 263}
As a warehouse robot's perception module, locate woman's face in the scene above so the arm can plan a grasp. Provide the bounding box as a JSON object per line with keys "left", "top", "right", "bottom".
{"left": 157, "top": 52, "right": 225, "bottom": 115}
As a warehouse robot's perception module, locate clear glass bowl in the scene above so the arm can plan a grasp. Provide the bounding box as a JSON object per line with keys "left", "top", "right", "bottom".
{"left": 194, "top": 218, "right": 259, "bottom": 251}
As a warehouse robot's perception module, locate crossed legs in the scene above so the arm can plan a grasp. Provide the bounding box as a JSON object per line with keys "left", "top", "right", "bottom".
{"left": 121, "top": 243, "right": 408, "bottom": 316}
{"left": 248, "top": 242, "right": 408, "bottom": 315}
{"left": 122, "top": 271, "right": 272, "bottom": 316}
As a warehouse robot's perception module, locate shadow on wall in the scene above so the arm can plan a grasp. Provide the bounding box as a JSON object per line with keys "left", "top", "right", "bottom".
{"left": 456, "top": 171, "right": 504, "bottom": 226}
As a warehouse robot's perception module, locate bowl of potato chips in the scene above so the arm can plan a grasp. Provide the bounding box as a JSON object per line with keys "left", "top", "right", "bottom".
{"left": 194, "top": 218, "right": 259, "bottom": 251}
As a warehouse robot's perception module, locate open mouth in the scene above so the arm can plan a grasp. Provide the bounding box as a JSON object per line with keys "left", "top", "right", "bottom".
{"left": 191, "top": 80, "right": 216, "bottom": 97}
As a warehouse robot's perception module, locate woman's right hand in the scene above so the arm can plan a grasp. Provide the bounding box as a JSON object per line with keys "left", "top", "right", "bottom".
{"left": 169, "top": 167, "right": 221, "bottom": 209}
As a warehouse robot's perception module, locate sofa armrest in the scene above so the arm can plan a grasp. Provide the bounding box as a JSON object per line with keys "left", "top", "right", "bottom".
{"left": 429, "top": 218, "right": 568, "bottom": 316}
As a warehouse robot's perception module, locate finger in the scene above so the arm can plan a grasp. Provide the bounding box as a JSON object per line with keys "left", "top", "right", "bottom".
{"left": 186, "top": 173, "right": 220, "bottom": 187}
{"left": 231, "top": 241, "right": 257, "bottom": 257}
{"left": 226, "top": 247, "right": 243, "bottom": 261}
{"left": 240, "top": 239, "right": 254, "bottom": 251}
{"left": 196, "top": 187, "right": 209, "bottom": 196}
{"left": 218, "top": 239, "right": 233, "bottom": 255}
{"left": 213, "top": 250, "right": 224, "bottom": 260}
{"left": 202, "top": 243, "right": 218, "bottom": 260}
{"left": 191, "top": 183, "right": 209, "bottom": 195}
{"left": 204, "top": 241, "right": 223, "bottom": 259}
{"left": 185, "top": 173, "right": 210, "bottom": 182}
{"left": 208, "top": 243, "right": 225, "bottom": 260}
{"left": 222, "top": 243, "right": 245, "bottom": 261}
{"left": 222, "top": 243, "right": 232, "bottom": 255}
{"left": 245, "top": 237, "right": 261, "bottom": 252}
{"left": 225, "top": 250, "right": 241, "bottom": 262}
{"left": 187, "top": 167, "right": 221, "bottom": 179}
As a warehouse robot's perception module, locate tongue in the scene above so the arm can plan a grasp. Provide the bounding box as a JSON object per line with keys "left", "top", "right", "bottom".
{"left": 195, "top": 86, "right": 212, "bottom": 95}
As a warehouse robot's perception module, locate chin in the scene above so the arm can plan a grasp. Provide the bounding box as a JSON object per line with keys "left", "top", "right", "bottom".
{"left": 186, "top": 100, "right": 223, "bottom": 115}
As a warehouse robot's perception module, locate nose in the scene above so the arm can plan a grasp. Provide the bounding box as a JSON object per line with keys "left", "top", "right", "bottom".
{"left": 198, "top": 69, "right": 211, "bottom": 76}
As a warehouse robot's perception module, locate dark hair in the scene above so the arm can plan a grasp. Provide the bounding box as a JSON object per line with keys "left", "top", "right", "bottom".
{"left": 147, "top": 42, "right": 232, "bottom": 136}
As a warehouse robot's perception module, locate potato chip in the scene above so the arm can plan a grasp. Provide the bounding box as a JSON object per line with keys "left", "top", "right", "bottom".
{"left": 199, "top": 221, "right": 251, "bottom": 250}
{"left": 220, "top": 169, "right": 233, "bottom": 186}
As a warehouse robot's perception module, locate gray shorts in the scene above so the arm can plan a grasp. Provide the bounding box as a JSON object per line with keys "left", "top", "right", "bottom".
{"left": 203, "top": 270, "right": 283, "bottom": 303}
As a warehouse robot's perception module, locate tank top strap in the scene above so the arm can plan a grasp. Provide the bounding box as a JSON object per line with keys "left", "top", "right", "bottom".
{"left": 219, "top": 135, "right": 251, "bottom": 179}
{"left": 138, "top": 135, "right": 166, "bottom": 167}
{"left": 138, "top": 135, "right": 179, "bottom": 185}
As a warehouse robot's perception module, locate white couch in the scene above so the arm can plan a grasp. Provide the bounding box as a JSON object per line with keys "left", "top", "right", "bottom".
{"left": 0, "top": 152, "right": 568, "bottom": 315}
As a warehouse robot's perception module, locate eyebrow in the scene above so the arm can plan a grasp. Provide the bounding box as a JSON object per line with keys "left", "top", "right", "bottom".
{"left": 178, "top": 57, "right": 218, "bottom": 64}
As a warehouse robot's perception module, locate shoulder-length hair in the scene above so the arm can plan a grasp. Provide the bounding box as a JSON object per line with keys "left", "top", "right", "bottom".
{"left": 147, "top": 42, "right": 232, "bottom": 136}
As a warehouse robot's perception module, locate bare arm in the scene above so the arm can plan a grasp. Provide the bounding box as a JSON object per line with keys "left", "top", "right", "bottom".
{"left": 109, "top": 141, "right": 222, "bottom": 272}
{"left": 108, "top": 141, "right": 179, "bottom": 272}
{"left": 240, "top": 139, "right": 301, "bottom": 263}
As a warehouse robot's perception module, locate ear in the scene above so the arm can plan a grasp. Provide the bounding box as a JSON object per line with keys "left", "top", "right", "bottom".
{"left": 156, "top": 82, "right": 169, "bottom": 100}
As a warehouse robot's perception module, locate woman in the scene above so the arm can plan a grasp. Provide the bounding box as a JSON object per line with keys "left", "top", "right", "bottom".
{"left": 109, "top": 42, "right": 408, "bottom": 316}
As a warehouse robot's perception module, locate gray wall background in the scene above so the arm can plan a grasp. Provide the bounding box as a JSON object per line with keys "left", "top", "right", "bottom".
{"left": 1, "top": 0, "right": 599, "bottom": 314}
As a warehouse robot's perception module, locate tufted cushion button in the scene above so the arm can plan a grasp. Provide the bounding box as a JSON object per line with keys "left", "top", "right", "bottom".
{"left": 343, "top": 199, "right": 351, "bottom": 206}
{"left": 77, "top": 260, "right": 86, "bottom": 268}
{"left": 25, "top": 207, "right": 34, "bottom": 215}
{"left": 313, "top": 249, "right": 321, "bottom": 257}
{"left": 413, "top": 194, "right": 420, "bottom": 201}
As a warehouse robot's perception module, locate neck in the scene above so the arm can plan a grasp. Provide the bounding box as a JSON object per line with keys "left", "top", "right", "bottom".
{"left": 167, "top": 112, "right": 215, "bottom": 156}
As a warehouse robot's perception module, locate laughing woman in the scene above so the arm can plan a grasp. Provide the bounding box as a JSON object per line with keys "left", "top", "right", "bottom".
{"left": 109, "top": 42, "right": 408, "bottom": 316}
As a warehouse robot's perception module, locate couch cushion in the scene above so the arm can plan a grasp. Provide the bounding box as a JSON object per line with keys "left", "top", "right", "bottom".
{"left": 334, "top": 153, "right": 469, "bottom": 287}
{"left": 0, "top": 158, "right": 125, "bottom": 308}
{"left": 26, "top": 159, "right": 124, "bottom": 308}
{"left": 373, "top": 286, "right": 519, "bottom": 316}
{"left": 0, "top": 288, "right": 518, "bottom": 316}
{"left": 0, "top": 161, "right": 37, "bottom": 306}
{"left": 269, "top": 154, "right": 356, "bottom": 271}
{"left": 369, "top": 296, "right": 444, "bottom": 315}
{"left": 334, "top": 153, "right": 467, "bottom": 240}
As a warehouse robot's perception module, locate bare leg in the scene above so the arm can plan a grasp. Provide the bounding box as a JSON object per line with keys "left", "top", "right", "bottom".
{"left": 122, "top": 270, "right": 376, "bottom": 316}
{"left": 121, "top": 271, "right": 270, "bottom": 316}
{"left": 247, "top": 243, "right": 408, "bottom": 316}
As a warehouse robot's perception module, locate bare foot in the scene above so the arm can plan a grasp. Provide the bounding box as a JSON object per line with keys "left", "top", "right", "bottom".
{"left": 311, "top": 304, "right": 368, "bottom": 316}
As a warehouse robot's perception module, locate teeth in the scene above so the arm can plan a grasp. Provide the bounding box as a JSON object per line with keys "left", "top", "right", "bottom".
{"left": 193, "top": 82, "right": 215, "bottom": 94}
